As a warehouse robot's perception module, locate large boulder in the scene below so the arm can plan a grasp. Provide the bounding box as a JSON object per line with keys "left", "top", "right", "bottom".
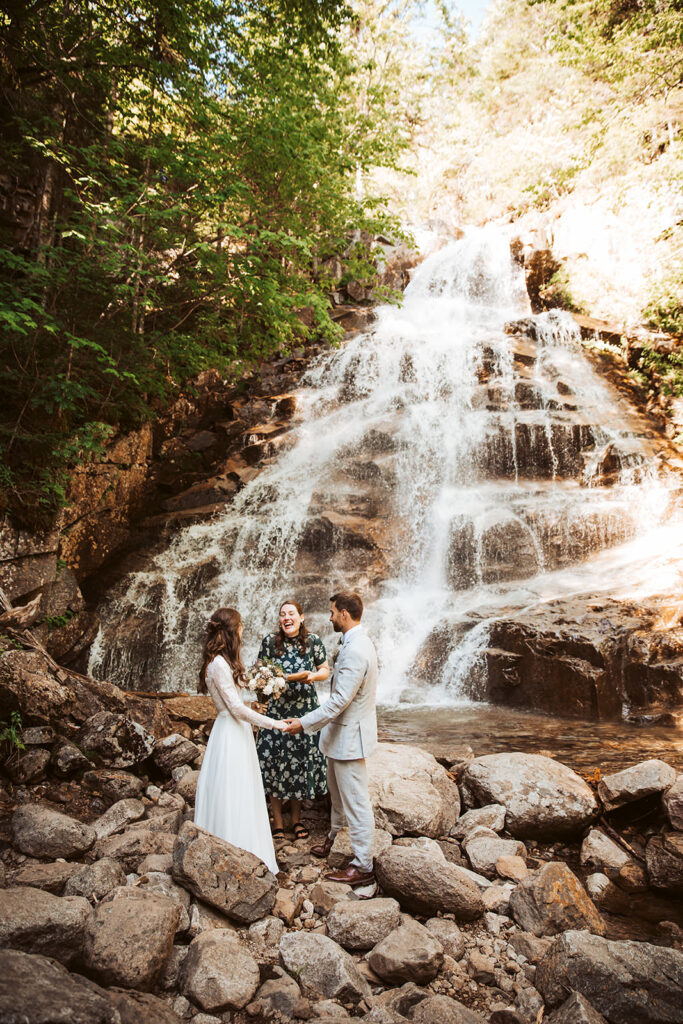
{"left": 326, "top": 897, "right": 401, "bottom": 951}
{"left": 367, "top": 743, "right": 460, "bottom": 837}
{"left": 645, "top": 833, "right": 683, "bottom": 893}
{"left": 82, "top": 768, "right": 145, "bottom": 803}
{"left": 180, "top": 929, "right": 260, "bottom": 1012}
{"left": 93, "top": 798, "right": 146, "bottom": 840}
{"left": 509, "top": 862, "right": 605, "bottom": 937}
{"left": 76, "top": 712, "right": 155, "bottom": 768}
{"left": 463, "top": 830, "right": 527, "bottom": 879}
{"left": 375, "top": 846, "right": 484, "bottom": 919}
{"left": 0, "top": 886, "right": 91, "bottom": 965}
{"left": 368, "top": 918, "right": 444, "bottom": 985}
{"left": 598, "top": 759, "right": 677, "bottom": 812}
{"left": 547, "top": 992, "right": 608, "bottom": 1024}
{"left": 460, "top": 753, "right": 599, "bottom": 838}
{"left": 172, "top": 821, "right": 277, "bottom": 924}
{"left": 0, "top": 948, "right": 120, "bottom": 1024}
{"left": 154, "top": 733, "right": 200, "bottom": 773}
{"left": 83, "top": 889, "right": 180, "bottom": 989}
{"left": 12, "top": 805, "right": 96, "bottom": 860}
{"left": 536, "top": 929, "right": 683, "bottom": 1023}
{"left": 279, "top": 931, "right": 371, "bottom": 1003}
{"left": 10, "top": 860, "right": 84, "bottom": 894}
{"left": 412, "top": 995, "right": 487, "bottom": 1023}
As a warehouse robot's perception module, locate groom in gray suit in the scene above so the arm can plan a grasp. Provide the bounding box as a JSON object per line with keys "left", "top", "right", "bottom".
{"left": 283, "top": 591, "right": 378, "bottom": 885}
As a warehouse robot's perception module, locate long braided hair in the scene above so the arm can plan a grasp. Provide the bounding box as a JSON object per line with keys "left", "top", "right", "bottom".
{"left": 198, "top": 607, "right": 246, "bottom": 693}
{"left": 273, "top": 598, "right": 310, "bottom": 657}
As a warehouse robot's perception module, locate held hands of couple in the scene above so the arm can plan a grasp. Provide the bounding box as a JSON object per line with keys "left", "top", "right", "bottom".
{"left": 276, "top": 718, "right": 303, "bottom": 733}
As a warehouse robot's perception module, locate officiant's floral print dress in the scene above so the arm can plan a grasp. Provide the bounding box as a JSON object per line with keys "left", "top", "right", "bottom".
{"left": 255, "top": 633, "right": 328, "bottom": 800}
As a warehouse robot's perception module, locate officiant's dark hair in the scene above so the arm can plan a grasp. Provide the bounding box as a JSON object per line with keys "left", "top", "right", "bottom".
{"left": 330, "top": 591, "right": 363, "bottom": 621}
{"left": 199, "top": 607, "right": 246, "bottom": 692}
{"left": 274, "top": 599, "right": 309, "bottom": 656}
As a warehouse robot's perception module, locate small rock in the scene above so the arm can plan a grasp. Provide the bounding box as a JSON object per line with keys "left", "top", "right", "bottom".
{"left": 180, "top": 929, "right": 260, "bottom": 1012}
{"left": 509, "top": 862, "right": 605, "bottom": 937}
{"left": 311, "top": 879, "right": 353, "bottom": 914}
{"left": 137, "top": 853, "right": 174, "bottom": 874}
{"left": 327, "top": 897, "right": 401, "bottom": 951}
{"left": 279, "top": 931, "right": 371, "bottom": 1002}
{"left": 274, "top": 886, "right": 304, "bottom": 926}
{"left": 50, "top": 740, "right": 91, "bottom": 777}
{"left": 249, "top": 968, "right": 301, "bottom": 1018}
{"left": 663, "top": 774, "right": 683, "bottom": 831}
{"left": 467, "top": 949, "right": 496, "bottom": 984}
{"left": 496, "top": 854, "right": 528, "bottom": 882}
{"left": 451, "top": 805, "right": 507, "bottom": 839}
{"left": 580, "top": 828, "right": 647, "bottom": 892}
{"left": 411, "top": 994, "right": 487, "bottom": 1023}
{"left": 187, "top": 898, "right": 236, "bottom": 938}
{"left": 10, "top": 748, "right": 51, "bottom": 783}
{"left": 174, "top": 769, "right": 199, "bottom": 803}
{"left": 463, "top": 830, "right": 526, "bottom": 879}
{"left": 248, "top": 915, "right": 285, "bottom": 949}
{"left": 172, "top": 821, "right": 277, "bottom": 924}
{"left": 136, "top": 872, "right": 191, "bottom": 933}
{"left": 64, "top": 858, "right": 127, "bottom": 902}
{"left": 598, "top": 759, "right": 677, "bottom": 812}
{"left": 96, "top": 828, "right": 176, "bottom": 872}
{"left": 106, "top": 987, "right": 183, "bottom": 1024}
{"left": 482, "top": 882, "right": 514, "bottom": 914}
{"left": 508, "top": 931, "right": 553, "bottom": 964}
{"left": 546, "top": 991, "right": 608, "bottom": 1023}
{"left": 94, "top": 798, "right": 146, "bottom": 840}
{"left": 77, "top": 712, "right": 155, "bottom": 769}
{"left": 158, "top": 944, "right": 189, "bottom": 991}
{"left": 0, "top": 885, "right": 91, "bottom": 965}
{"left": 368, "top": 918, "right": 444, "bottom": 985}
{"left": 22, "top": 726, "right": 55, "bottom": 746}
{"left": 425, "top": 918, "right": 465, "bottom": 960}
{"left": 393, "top": 836, "right": 446, "bottom": 860}
{"left": 12, "top": 805, "right": 96, "bottom": 859}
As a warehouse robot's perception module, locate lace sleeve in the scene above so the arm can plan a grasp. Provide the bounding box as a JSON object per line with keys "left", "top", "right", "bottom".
{"left": 208, "top": 657, "right": 279, "bottom": 729}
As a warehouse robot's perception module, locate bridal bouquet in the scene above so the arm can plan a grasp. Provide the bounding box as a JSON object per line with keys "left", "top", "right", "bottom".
{"left": 245, "top": 658, "right": 287, "bottom": 701}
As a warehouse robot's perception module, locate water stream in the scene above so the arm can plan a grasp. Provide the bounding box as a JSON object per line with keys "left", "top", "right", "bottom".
{"left": 90, "top": 227, "right": 681, "bottom": 748}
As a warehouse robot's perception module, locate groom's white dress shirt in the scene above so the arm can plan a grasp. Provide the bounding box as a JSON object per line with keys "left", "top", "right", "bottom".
{"left": 299, "top": 624, "right": 378, "bottom": 760}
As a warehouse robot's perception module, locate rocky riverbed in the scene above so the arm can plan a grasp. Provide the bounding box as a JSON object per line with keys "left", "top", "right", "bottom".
{"left": 1, "top": 651, "right": 682, "bottom": 1024}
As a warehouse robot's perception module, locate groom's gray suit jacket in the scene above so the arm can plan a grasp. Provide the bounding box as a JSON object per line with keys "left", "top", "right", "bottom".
{"left": 299, "top": 625, "right": 378, "bottom": 760}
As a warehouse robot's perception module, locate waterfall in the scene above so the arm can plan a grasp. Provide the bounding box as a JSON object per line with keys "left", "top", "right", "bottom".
{"left": 89, "top": 226, "right": 674, "bottom": 705}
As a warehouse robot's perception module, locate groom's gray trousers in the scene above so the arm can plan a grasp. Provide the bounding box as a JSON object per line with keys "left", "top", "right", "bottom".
{"left": 326, "top": 756, "right": 374, "bottom": 874}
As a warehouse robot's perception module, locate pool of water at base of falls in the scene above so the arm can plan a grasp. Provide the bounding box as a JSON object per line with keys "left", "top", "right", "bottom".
{"left": 377, "top": 702, "right": 683, "bottom": 774}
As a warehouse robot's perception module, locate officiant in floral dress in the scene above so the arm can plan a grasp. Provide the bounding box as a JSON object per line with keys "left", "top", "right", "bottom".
{"left": 256, "top": 600, "right": 329, "bottom": 844}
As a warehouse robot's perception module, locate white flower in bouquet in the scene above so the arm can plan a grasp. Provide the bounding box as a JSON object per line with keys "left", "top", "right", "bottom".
{"left": 245, "top": 658, "right": 287, "bottom": 701}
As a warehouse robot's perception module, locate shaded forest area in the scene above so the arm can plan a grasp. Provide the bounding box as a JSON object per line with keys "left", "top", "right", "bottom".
{"left": 0, "top": 0, "right": 403, "bottom": 524}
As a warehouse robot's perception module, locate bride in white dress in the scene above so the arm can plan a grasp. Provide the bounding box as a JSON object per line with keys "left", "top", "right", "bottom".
{"left": 194, "top": 607, "right": 286, "bottom": 874}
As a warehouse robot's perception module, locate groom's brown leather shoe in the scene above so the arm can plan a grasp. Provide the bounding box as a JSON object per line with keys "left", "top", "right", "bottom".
{"left": 310, "top": 834, "right": 334, "bottom": 858}
{"left": 323, "top": 865, "right": 375, "bottom": 886}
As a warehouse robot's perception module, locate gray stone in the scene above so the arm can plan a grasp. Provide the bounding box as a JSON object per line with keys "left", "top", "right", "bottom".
{"left": 137, "top": 853, "right": 174, "bottom": 873}
{"left": 10, "top": 860, "right": 84, "bottom": 894}
{"left": 77, "top": 711, "right": 155, "bottom": 768}
{"left": 425, "top": 917, "right": 465, "bottom": 959}
{"left": 327, "top": 897, "right": 401, "bottom": 951}
{"left": 12, "top": 805, "right": 96, "bottom": 859}
{"left": 106, "top": 988, "right": 183, "bottom": 1024}
{"left": 412, "top": 994, "right": 487, "bottom": 1023}
{"left": 580, "top": 828, "right": 648, "bottom": 892}
{"left": 509, "top": 861, "right": 605, "bottom": 937}
{"left": 22, "top": 726, "right": 55, "bottom": 746}
{"left": 646, "top": 833, "right": 683, "bottom": 893}
{"left": 10, "top": 748, "right": 51, "bottom": 783}
{"left": 83, "top": 888, "right": 180, "bottom": 989}
{"left": 248, "top": 914, "right": 285, "bottom": 949}
{"left": 154, "top": 734, "right": 200, "bottom": 774}
{"left": 187, "top": 898, "right": 236, "bottom": 938}
{"left": 663, "top": 774, "right": 683, "bottom": 830}
{"left": 172, "top": 821, "right": 277, "bottom": 924}
{"left": 174, "top": 769, "right": 199, "bottom": 803}
{"left": 374, "top": 846, "right": 484, "bottom": 919}
{"left": 310, "top": 878, "right": 353, "bottom": 914}
{"left": 368, "top": 918, "right": 444, "bottom": 985}
{"left": 460, "top": 753, "right": 599, "bottom": 838}
{"left": 93, "top": 798, "right": 146, "bottom": 840}
{"left": 50, "top": 741, "right": 91, "bottom": 777}
{"left": 82, "top": 768, "right": 145, "bottom": 803}
{"left": 508, "top": 930, "right": 553, "bottom": 963}
{"left": 136, "top": 871, "right": 191, "bottom": 933}
{"left": 180, "top": 929, "right": 261, "bottom": 1011}
{"left": 95, "top": 828, "right": 175, "bottom": 872}
{"left": 537, "top": 928, "right": 683, "bottom": 1023}
{"left": 279, "top": 931, "right": 371, "bottom": 1002}
{"left": 0, "top": 948, "right": 119, "bottom": 1023}
{"left": 158, "top": 943, "right": 189, "bottom": 991}
{"left": 451, "top": 804, "right": 506, "bottom": 839}
{"left": 63, "top": 858, "right": 126, "bottom": 901}
{"left": 250, "top": 968, "right": 301, "bottom": 1018}
{"left": 367, "top": 743, "right": 461, "bottom": 837}
{"left": 547, "top": 991, "right": 608, "bottom": 1024}
{"left": 598, "top": 759, "right": 677, "bottom": 812}
{"left": 463, "top": 830, "right": 526, "bottom": 879}
{"left": 0, "top": 885, "right": 91, "bottom": 965}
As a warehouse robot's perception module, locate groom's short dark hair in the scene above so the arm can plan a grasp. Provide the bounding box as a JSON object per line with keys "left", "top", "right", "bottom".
{"left": 330, "top": 591, "right": 363, "bottom": 621}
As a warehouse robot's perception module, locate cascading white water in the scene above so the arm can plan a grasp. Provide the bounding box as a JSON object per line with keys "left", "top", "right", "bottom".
{"left": 89, "top": 226, "right": 675, "bottom": 703}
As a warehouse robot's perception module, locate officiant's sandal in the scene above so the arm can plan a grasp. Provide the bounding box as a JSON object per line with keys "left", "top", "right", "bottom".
{"left": 271, "top": 828, "right": 288, "bottom": 847}
{"left": 292, "top": 823, "right": 309, "bottom": 840}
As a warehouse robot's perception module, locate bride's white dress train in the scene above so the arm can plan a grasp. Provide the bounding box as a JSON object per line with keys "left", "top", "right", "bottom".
{"left": 194, "top": 654, "right": 279, "bottom": 874}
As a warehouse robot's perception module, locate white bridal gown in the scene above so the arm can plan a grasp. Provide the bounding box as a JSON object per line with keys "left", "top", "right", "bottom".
{"left": 194, "top": 654, "right": 279, "bottom": 874}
